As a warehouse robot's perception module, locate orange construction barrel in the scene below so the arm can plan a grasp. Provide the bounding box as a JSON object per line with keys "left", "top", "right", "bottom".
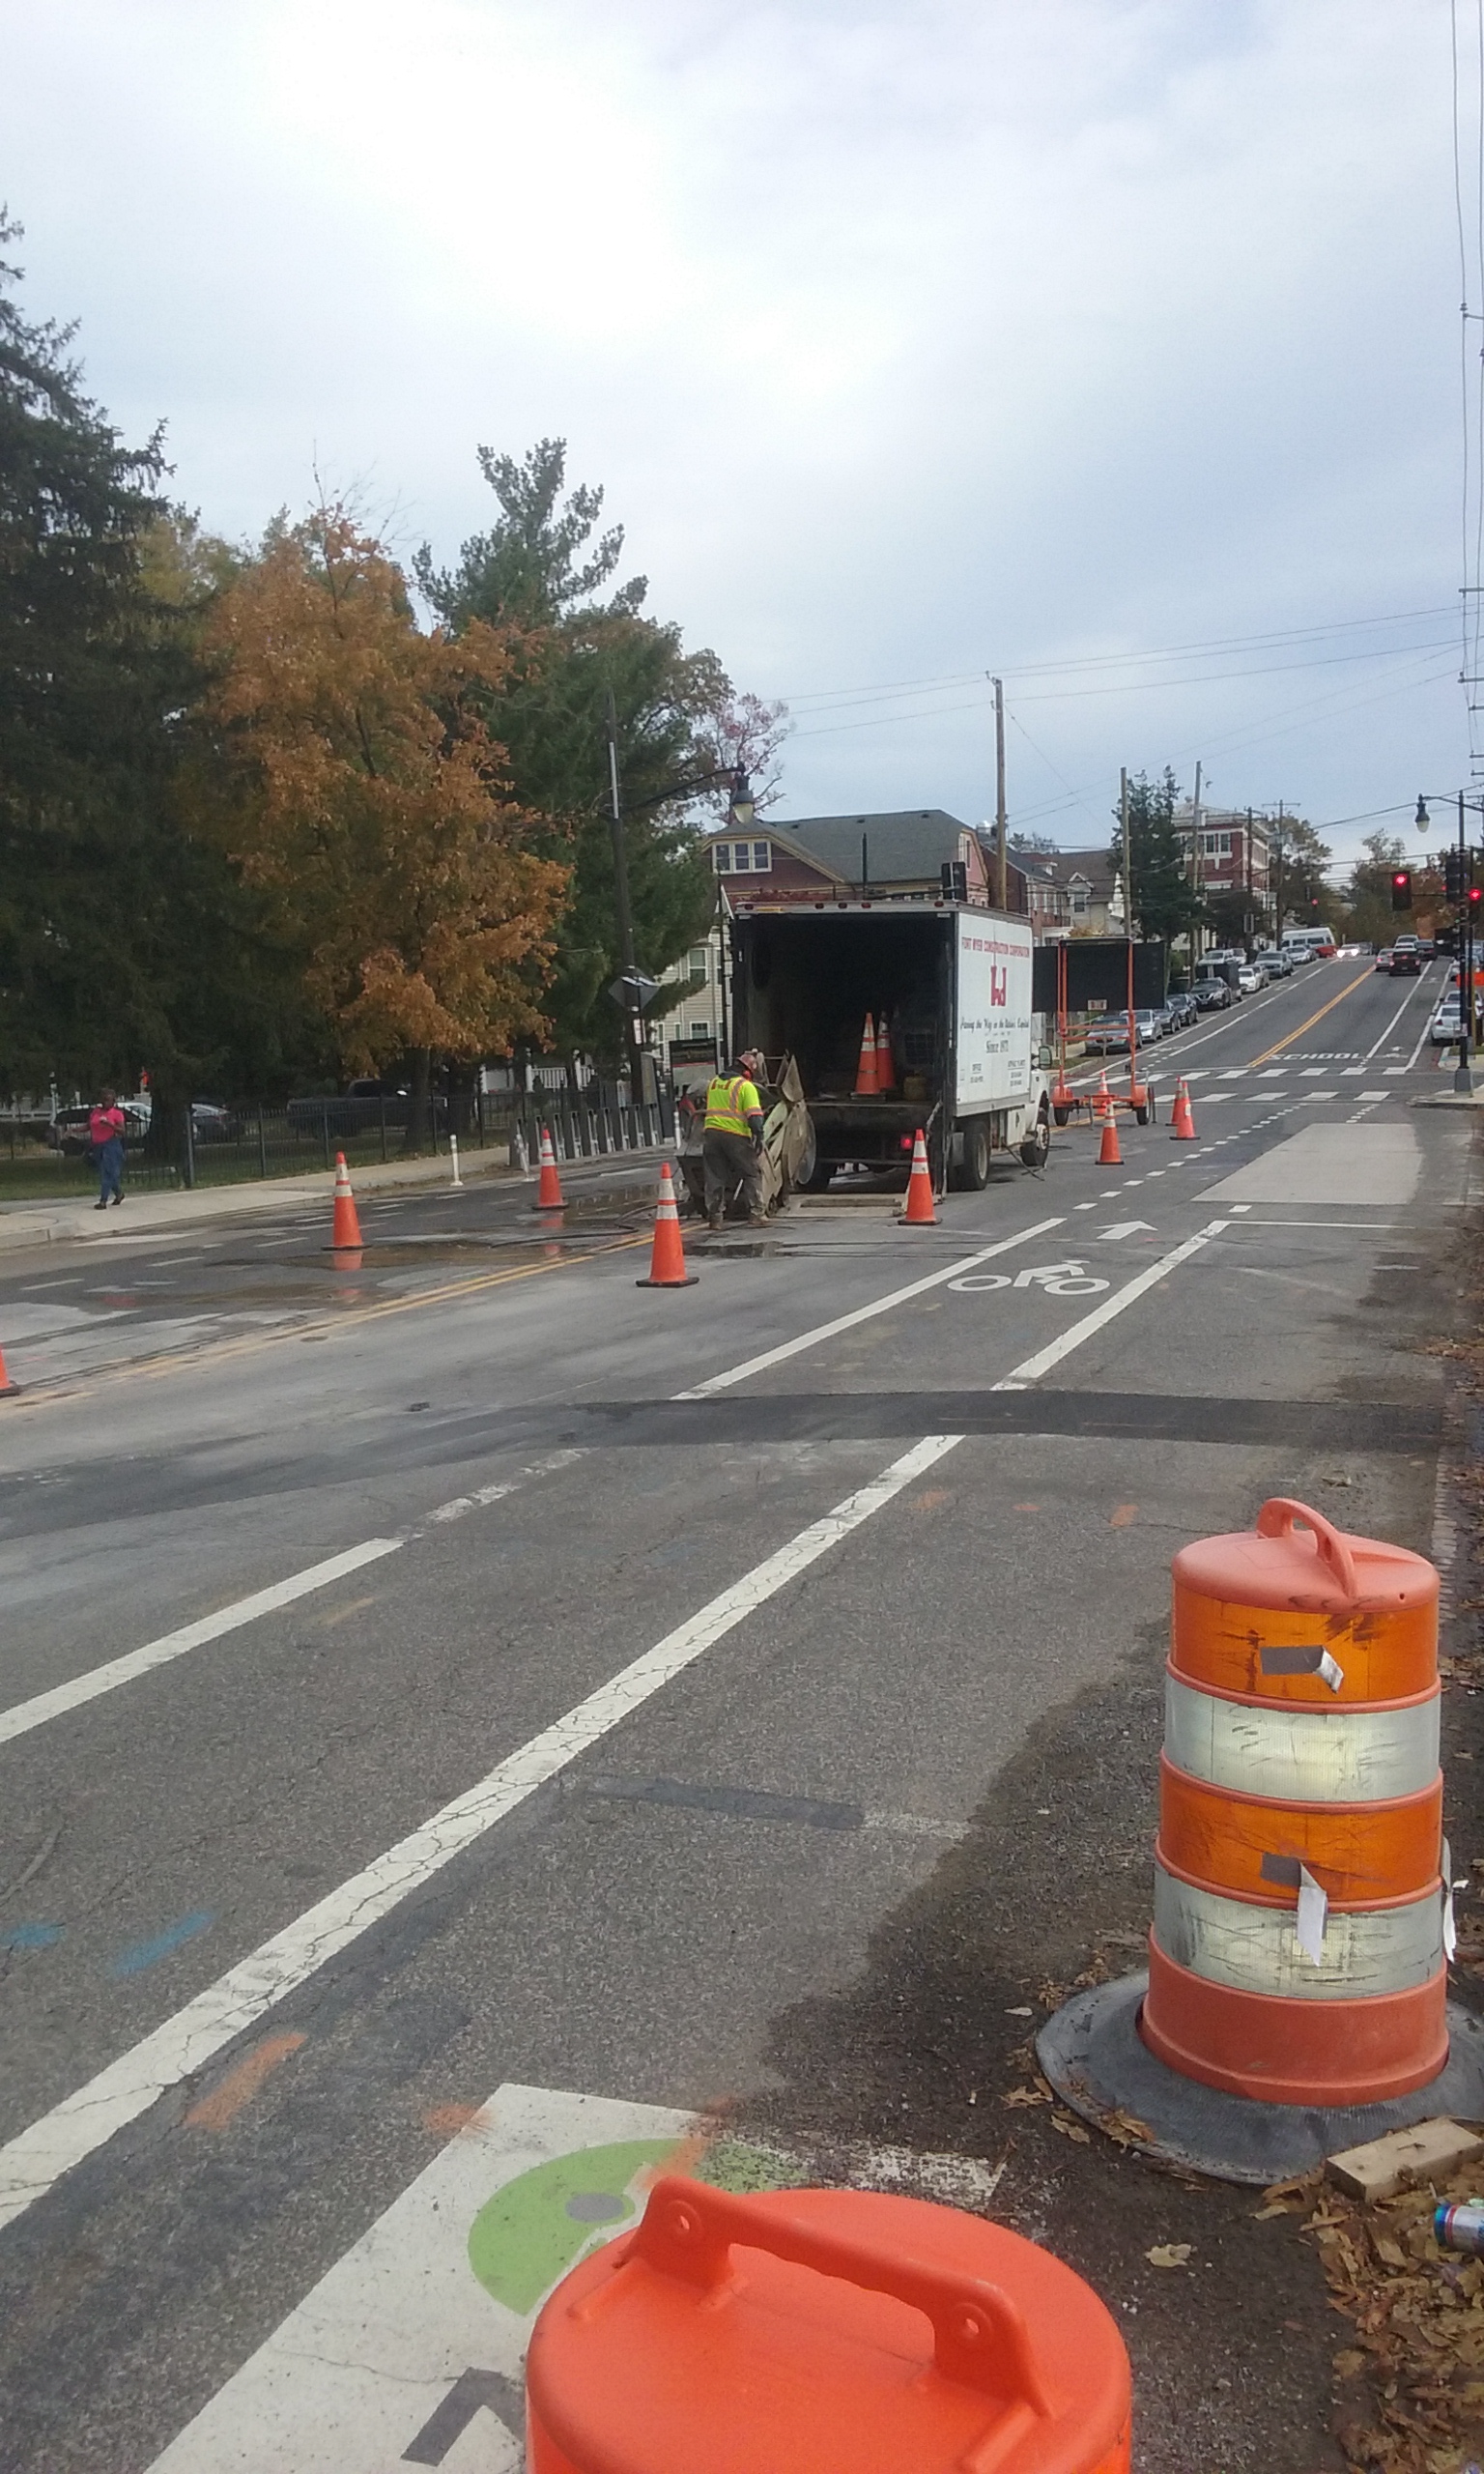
{"left": 526, "top": 2172, "right": 1131, "bottom": 2474}
{"left": 1142, "top": 1496, "right": 1446, "bottom": 2107}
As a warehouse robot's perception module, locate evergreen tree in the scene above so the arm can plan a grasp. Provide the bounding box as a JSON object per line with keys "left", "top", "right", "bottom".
{"left": 416, "top": 441, "right": 761, "bottom": 1064}
{"left": 1108, "top": 769, "right": 1203, "bottom": 944}
{"left": 0, "top": 221, "right": 300, "bottom": 1127}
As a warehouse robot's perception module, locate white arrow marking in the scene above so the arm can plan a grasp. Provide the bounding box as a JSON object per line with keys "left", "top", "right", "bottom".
{"left": 1098, "top": 1221, "right": 1156, "bottom": 1243}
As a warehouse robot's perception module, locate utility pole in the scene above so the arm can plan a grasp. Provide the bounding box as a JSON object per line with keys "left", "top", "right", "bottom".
{"left": 992, "top": 676, "right": 1008, "bottom": 909}
{"left": 1460, "top": 790, "right": 1474, "bottom": 1095}
{"left": 605, "top": 687, "right": 646, "bottom": 1104}
{"left": 1273, "top": 801, "right": 1285, "bottom": 940}
{"left": 1244, "top": 806, "right": 1254, "bottom": 953}
{"left": 1189, "top": 759, "right": 1203, "bottom": 964}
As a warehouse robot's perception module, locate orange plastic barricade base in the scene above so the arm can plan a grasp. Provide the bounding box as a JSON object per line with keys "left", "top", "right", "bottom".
{"left": 1140, "top": 1940, "right": 1449, "bottom": 2108}
{"left": 528, "top": 2176, "right": 1130, "bottom": 2474}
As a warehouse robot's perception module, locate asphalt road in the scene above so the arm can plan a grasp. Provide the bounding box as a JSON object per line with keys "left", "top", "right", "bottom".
{"left": 0, "top": 952, "right": 1475, "bottom": 2473}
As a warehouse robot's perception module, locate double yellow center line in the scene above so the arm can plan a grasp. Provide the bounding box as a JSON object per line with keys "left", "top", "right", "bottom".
{"left": 1247, "top": 966, "right": 1375, "bottom": 1068}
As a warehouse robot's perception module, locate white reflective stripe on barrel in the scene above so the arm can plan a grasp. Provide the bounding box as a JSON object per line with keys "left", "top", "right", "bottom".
{"left": 1153, "top": 1863, "right": 1443, "bottom": 1999}
{"left": 1164, "top": 1674, "right": 1439, "bottom": 1803}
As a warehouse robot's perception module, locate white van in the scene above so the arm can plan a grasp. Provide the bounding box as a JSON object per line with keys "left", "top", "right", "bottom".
{"left": 1282, "top": 927, "right": 1337, "bottom": 962}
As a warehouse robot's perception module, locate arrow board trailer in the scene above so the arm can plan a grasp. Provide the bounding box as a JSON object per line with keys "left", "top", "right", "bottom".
{"left": 729, "top": 899, "right": 1051, "bottom": 1191}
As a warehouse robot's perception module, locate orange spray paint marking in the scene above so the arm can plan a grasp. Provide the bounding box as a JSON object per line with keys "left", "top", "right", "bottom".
{"left": 1109, "top": 1504, "right": 1138, "bottom": 1528}
{"left": 186, "top": 2032, "right": 305, "bottom": 2131}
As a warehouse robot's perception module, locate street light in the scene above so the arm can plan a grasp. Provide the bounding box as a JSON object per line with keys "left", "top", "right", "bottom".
{"left": 1415, "top": 794, "right": 1479, "bottom": 1094}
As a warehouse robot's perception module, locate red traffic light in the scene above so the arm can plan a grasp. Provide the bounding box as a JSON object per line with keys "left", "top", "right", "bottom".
{"left": 1391, "top": 868, "right": 1413, "bottom": 911}
{"left": 1470, "top": 884, "right": 1483, "bottom": 909}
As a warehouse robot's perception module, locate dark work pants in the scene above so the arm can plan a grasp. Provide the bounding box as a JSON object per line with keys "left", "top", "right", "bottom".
{"left": 702, "top": 1129, "right": 762, "bottom": 1221}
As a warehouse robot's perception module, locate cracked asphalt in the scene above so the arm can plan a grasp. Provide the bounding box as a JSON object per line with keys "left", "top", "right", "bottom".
{"left": 0, "top": 956, "right": 1477, "bottom": 2472}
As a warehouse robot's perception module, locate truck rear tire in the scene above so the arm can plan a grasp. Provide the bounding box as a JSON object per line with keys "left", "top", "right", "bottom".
{"left": 800, "top": 1154, "right": 836, "bottom": 1192}
{"left": 952, "top": 1118, "right": 991, "bottom": 1191}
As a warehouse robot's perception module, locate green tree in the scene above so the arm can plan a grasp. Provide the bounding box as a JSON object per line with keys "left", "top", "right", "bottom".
{"left": 1270, "top": 816, "right": 1332, "bottom": 935}
{"left": 416, "top": 440, "right": 782, "bottom": 1066}
{"left": 1343, "top": 828, "right": 1409, "bottom": 949}
{"left": 1108, "top": 769, "right": 1203, "bottom": 944}
{"left": 0, "top": 223, "right": 312, "bottom": 1140}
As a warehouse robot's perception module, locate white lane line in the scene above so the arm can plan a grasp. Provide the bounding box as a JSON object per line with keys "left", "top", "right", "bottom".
{"left": 0, "top": 1453, "right": 585, "bottom": 1748}
{"left": 414, "top": 1450, "right": 586, "bottom": 1534}
{"left": 1402, "top": 1011, "right": 1436, "bottom": 1074}
{"left": 673, "top": 1219, "right": 1065, "bottom": 1398}
{"left": 992, "top": 1221, "right": 1229, "bottom": 1390}
{"left": 0, "top": 1433, "right": 958, "bottom": 2234}
{"left": 0, "top": 1541, "right": 402, "bottom": 1748}
{"left": 1365, "top": 979, "right": 1433, "bottom": 1060}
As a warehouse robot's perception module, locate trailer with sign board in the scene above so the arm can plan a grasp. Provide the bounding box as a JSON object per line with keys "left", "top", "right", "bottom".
{"left": 728, "top": 897, "right": 1050, "bottom": 1192}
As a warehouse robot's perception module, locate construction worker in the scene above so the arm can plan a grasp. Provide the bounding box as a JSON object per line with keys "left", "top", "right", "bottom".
{"left": 702, "top": 1049, "right": 768, "bottom": 1229}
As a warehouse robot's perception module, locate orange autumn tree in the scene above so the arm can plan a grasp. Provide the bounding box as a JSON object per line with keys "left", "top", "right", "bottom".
{"left": 205, "top": 503, "right": 567, "bottom": 1133}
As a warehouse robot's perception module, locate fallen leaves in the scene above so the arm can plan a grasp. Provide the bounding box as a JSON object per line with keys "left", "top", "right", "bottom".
{"left": 1145, "top": 2242, "right": 1193, "bottom": 2269}
{"left": 1304, "top": 2159, "right": 1484, "bottom": 2470}
{"left": 1049, "top": 2112, "right": 1091, "bottom": 2144}
{"left": 1001, "top": 2085, "right": 1051, "bottom": 2110}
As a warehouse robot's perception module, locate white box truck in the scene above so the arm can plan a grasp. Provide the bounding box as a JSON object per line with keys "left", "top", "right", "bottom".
{"left": 728, "top": 896, "right": 1051, "bottom": 1191}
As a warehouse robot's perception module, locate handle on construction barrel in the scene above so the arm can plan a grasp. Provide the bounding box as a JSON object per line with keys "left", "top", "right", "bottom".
{"left": 1256, "top": 1497, "right": 1358, "bottom": 1601}
{"left": 630, "top": 2174, "right": 1053, "bottom": 2416}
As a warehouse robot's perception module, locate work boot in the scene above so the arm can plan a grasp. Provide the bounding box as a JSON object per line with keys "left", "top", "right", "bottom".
{"left": 707, "top": 1216, "right": 723, "bottom": 1232}
{"left": 747, "top": 1214, "right": 769, "bottom": 1228}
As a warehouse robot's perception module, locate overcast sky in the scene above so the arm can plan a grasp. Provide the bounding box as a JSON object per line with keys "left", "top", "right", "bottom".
{"left": 3, "top": 1, "right": 1477, "bottom": 873}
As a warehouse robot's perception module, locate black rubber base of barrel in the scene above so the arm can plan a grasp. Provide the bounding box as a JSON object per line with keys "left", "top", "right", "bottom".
{"left": 1037, "top": 1972, "right": 1484, "bottom": 2184}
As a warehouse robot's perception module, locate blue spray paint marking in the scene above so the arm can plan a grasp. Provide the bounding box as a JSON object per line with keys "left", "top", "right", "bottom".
{"left": 110, "top": 1910, "right": 214, "bottom": 1979}
{"left": 2, "top": 1922, "right": 63, "bottom": 1951}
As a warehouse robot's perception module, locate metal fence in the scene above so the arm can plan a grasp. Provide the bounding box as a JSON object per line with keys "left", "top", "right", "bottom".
{"left": 0, "top": 1086, "right": 675, "bottom": 1204}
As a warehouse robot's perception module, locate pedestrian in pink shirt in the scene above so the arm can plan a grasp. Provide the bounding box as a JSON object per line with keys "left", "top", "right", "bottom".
{"left": 89, "top": 1088, "right": 127, "bottom": 1209}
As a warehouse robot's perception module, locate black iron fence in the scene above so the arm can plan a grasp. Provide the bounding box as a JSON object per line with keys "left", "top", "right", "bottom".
{"left": 0, "top": 1085, "right": 676, "bottom": 1204}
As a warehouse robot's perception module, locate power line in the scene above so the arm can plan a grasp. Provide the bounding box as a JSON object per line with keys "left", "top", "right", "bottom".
{"left": 775, "top": 603, "right": 1457, "bottom": 711}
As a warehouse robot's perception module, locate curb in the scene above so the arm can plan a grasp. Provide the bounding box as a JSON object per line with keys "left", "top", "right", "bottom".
{"left": 0, "top": 1145, "right": 673, "bottom": 1253}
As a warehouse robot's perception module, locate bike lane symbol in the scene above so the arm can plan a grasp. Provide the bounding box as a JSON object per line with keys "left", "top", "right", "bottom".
{"left": 948, "top": 1260, "right": 1111, "bottom": 1297}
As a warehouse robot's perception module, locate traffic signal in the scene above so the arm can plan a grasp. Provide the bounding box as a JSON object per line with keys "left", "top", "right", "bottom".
{"left": 1470, "top": 884, "right": 1483, "bottom": 915}
{"left": 1445, "top": 848, "right": 1465, "bottom": 900}
{"left": 1391, "top": 869, "right": 1413, "bottom": 911}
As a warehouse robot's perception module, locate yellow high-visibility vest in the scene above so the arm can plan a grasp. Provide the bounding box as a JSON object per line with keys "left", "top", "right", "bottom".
{"left": 702, "top": 1074, "right": 762, "bottom": 1135}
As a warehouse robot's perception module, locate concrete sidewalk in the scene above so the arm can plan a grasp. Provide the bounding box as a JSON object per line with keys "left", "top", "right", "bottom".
{"left": 0, "top": 1141, "right": 672, "bottom": 1251}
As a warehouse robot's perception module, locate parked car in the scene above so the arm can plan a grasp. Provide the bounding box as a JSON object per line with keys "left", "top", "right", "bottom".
{"left": 1374, "top": 947, "right": 1392, "bottom": 972}
{"left": 1431, "top": 1000, "right": 1465, "bottom": 1045}
{"left": 1192, "top": 976, "right": 1234, "bottom": 1011}
{"left": 1237, "top": 964, "right": 1264, "bottom": 994}
{"left": 46, "top": 1102, "right": 150, "bottom": 1157}
{"left": 1080, "top": 1021, "right": 1131, "bottom": 1054}
{"left": 286, "top": 1077, "right": 412, "bottom": 1135}
{"left": 1169, "top": 991, "right": 1199, "bottom": 1028}
{"left": 1130, "top": 1008, "right": 1166, "bottom": 1045}
{"left": 1254, "top": 947, "right": 1292, "bottom": 979}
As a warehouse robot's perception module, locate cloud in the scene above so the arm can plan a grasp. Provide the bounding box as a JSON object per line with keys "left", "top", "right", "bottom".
{"left": 0, "top": 0, "right": 1467, "bottom": 863}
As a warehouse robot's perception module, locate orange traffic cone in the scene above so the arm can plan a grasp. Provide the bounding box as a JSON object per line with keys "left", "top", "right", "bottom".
{"left": 636, "top": 1163, "right": 699, "bottom": 1287}
{"left": 900, "top": 1128, "right": 937, "bottom": 1223}
{"left": 0, "top": 1338, "right": 17, "bottom": 1398}
{"left": 1170, "top": 1078, "right": 1197, "bottom": 1140}
{"left": 853, "top": 1013, "right": 879, "bottom": 1097}
{"left": 1095, "top": 1068, "right": 1112, "bottom": 1121}
{"left": 1098, "top": 1112, "right": 1123, "bottom": 1166}
{"left": 874, "top": 1013, "right": 896, "bottom": 1093}
{"left": 536, "top": 1124, "right": 564, "bottom": 1208}
{"left": 330, "top": 1152, "right": 363, "bottom": 1250}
